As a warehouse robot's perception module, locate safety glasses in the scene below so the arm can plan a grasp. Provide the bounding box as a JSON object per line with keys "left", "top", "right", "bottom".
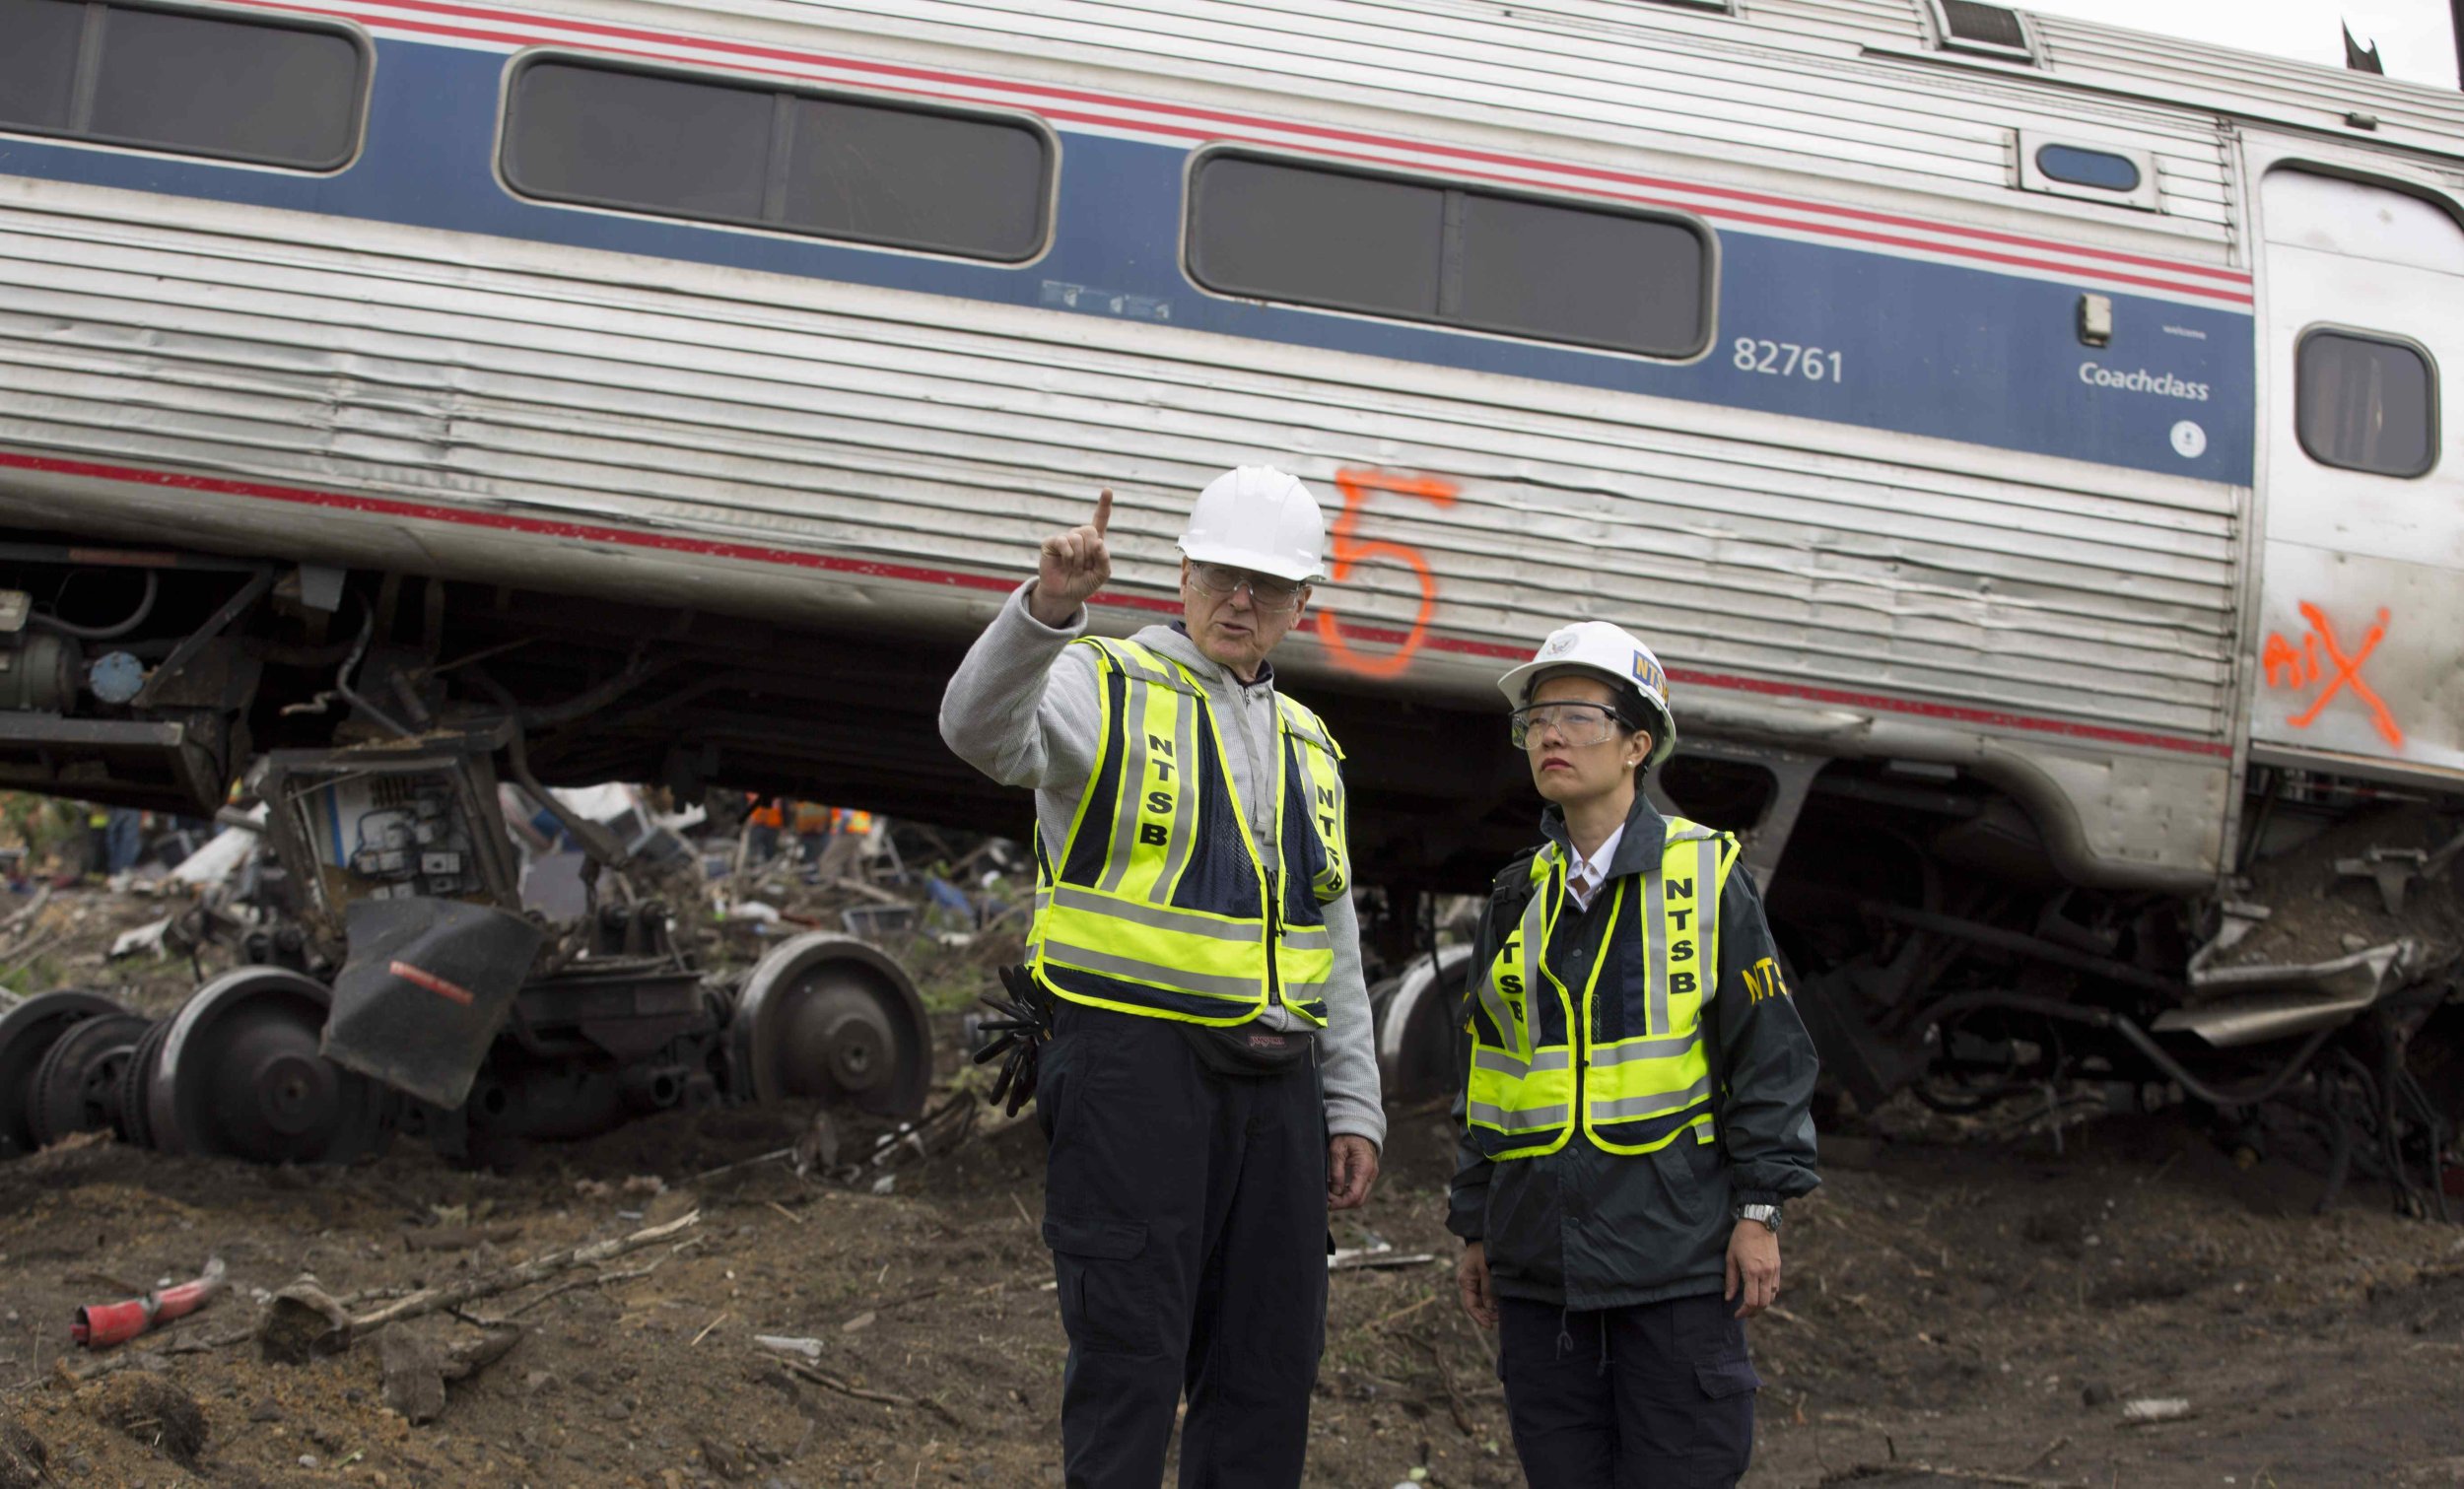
{"left": 1188, "top": 562, "right": 1308, "bottom": 613}
{"left": 1510, "top": 703, "right": 1623, "bottom": 749}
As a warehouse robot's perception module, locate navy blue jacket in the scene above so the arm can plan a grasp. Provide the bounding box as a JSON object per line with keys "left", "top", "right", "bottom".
{"left": 1447, "top": 793, "right": 1822, "bottom": 1311}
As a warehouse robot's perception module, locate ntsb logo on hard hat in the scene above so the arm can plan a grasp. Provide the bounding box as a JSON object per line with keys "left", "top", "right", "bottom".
{"left": 1495, "top": 620, "right": 1679, "bottom": 772}
{"left": 1631, "top": 649, "right": 1667, "bottom": 700}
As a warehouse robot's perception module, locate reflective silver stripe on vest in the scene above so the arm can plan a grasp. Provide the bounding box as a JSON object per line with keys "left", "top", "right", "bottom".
{"left": 1042, "top": 940, "right": 1260, "bottom": 1000}
{"left": 1468, "top": 1101, "right": 1573, "bottom": 1130}
{"left": 1644, "top": 850, "right": 1669, "bottom": 1034}
{"left": 1105, "top": 645, "right": 1189, "bottom": 692}
{"left": 1473, "top": 1046, "right": 1573, "bottom": 1076}
{"left": 1280, "top": 924, "right": 1332, "bottom": 952}
{"left": 1695, "top": 837, "right": 1722, "bottom": 1002}
{"left": 1588, "top": 1035, "right": 1695, "bottom": 1066}
{"left": 1153, "top": 686, "right": 1200, "bottom": 903}
{"left": 1590, "top": 1078, "right": 1713, "bottom": 1121}
{"left": 1098, "top": 676, "right": 1152, "bottom": 895}
{"left": 1050, "top": 885, "right": 1258, "bottom": 940}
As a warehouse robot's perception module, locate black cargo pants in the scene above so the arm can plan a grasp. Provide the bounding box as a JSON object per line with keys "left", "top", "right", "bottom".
{"left": 1497, "top": 1292, "right": 1760, "bottom": 1488}
{"left": 1036, "top": 1002, "right": 1328, "bottom": 1489}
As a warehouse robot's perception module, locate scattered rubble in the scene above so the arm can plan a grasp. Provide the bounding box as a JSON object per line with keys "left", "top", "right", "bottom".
{"left": 80, "top": 1372, "right": 205, "bottom": 1463}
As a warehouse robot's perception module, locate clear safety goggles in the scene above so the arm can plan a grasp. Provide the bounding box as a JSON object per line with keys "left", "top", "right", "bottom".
{"left": 1188, "top": 562, "right": 1308, "bottom": 613}
{"left": 1510, "top": 702, "right": 1625, "bottom": 749}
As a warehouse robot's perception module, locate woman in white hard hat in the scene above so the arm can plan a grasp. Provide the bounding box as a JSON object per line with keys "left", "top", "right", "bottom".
{"left": 1447, "top": 621, "right": 1821, "bottom": 1488}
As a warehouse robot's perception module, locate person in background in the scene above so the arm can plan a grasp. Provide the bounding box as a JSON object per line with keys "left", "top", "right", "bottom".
{"left": 744, "top": 795, "right": 785, "bottom": 865}
{"left": 1451, "top": 621, "right": 1820, "bottom": 1489}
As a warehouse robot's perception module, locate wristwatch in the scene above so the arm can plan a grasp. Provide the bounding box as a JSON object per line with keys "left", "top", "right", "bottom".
{"left": 1734, "top": 1202, "right": 1782, "bottom": 1235}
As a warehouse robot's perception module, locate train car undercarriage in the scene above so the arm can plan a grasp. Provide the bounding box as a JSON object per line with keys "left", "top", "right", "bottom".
{"left": 0, "top": 537, "right": 2455, "bottom": 1207}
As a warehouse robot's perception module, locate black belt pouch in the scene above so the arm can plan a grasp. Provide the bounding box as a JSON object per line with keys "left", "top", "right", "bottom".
{"left": 1178, "top": 1022, "right": 1316, "bottom": 1077}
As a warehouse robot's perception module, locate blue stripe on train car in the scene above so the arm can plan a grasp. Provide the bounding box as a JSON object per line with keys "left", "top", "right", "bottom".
{"left": 0, "top": 36, "right": 2255, "bottom": 485}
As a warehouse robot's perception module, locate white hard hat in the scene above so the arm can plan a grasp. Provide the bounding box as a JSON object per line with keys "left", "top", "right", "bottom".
{"left": 1177, "top": 466, "right": 1326, "bottom": 582}
{"left": 1496, "top": 621, "right": 1678, "bottom": 771}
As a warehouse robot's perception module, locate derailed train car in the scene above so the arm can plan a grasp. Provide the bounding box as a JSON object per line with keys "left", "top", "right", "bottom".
{"left": 0, "top": 0, "right": 2456, "bottom": 1177}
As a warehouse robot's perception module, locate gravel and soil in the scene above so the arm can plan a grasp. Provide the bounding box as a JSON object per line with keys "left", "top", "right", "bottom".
{"left": 0, "top": 876, "right": 2458, "bottom": 1487}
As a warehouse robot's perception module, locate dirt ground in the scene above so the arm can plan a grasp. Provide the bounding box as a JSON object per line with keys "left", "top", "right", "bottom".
{"left": 1, "top": 886, "right": 2461, "bottom": 1488}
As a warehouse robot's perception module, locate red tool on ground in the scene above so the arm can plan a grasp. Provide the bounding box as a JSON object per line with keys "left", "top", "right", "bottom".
{"left": 71, "top": 1257, "right": 228, "bottom": 1348}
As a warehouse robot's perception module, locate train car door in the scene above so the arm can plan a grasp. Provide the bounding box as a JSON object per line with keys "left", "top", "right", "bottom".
{"left": 2250, "top": 158, "right": 2464, "bottom": 783}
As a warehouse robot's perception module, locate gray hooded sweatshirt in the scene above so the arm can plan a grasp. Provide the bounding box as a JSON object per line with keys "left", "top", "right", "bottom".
{"left": 937, "top": 581, "right": 1386, "bottom": 1150}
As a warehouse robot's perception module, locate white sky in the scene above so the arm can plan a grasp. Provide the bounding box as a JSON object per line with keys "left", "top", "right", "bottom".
{"left": 2022, "top": 0, "right": 2460, "bottom": 88}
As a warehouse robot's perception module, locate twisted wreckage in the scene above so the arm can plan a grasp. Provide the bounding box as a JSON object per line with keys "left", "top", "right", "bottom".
{"left": 0, "top": 0, "right": 2459, "bottom": 1193}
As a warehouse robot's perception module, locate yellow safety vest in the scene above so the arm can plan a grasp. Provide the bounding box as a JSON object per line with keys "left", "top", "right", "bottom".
{"left": 1465, "top": 818, "right": 1740, "bottom": 1159}
{"left": 1029, "top": 637, "right": 1349, "bottom": 1027}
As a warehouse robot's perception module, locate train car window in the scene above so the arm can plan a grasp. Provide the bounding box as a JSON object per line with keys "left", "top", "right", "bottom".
{"left": 2016, "top": 131, "right": 2157, "bottom": 211}
{"left": 509, "top": 65, "right": 773, "bottom": 223}
{"left": 503, "top": 59, "right": 1053, "bottom": 263}
{"left": 2034, "top": 145, "right": 2140, "bottom": 193}
{"left": 1188, "top": 153, "right": 1710, "bottom": 358}
{"left": 0, "top": 0, "right": 365, "bottom": 169}
{"left": 1455, "top": 191, "right": 1706, "bottom": 354}
{"left": 782, "top": 98, "right": 1049, "bottom": 260}
{"left": 2296, "top": 330, "right": 2437, "bottom": 478}
{"left": 0, "top": 0, "right": 86, "bottom": 132}
{"left": 1930, "top": 0, "right": 2035, "bottom": 61}
{"left": 1187, "top": 157, "right": 1445, "bottom": 321}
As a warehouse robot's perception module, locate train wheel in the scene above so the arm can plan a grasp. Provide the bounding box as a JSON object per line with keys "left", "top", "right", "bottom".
{"left": 147, "top": 968, "right": 389, "bottom": 1165}
{"left": 0, "top": 991, "right": 128, "bottom": 1159}
{"left": 116, "top": 1017, "right": 172, "bottom": 1147}
{"left": 731, "top": 933, "right": 932, "bottom": 1117}
{"left": 27, "top": 1012, "right": 150, "bottom": 1148}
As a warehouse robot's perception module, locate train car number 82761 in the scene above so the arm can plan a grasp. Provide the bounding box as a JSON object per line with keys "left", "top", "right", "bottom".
{"left": 1734, "top": 339, "right": 1845, "bottom": 382}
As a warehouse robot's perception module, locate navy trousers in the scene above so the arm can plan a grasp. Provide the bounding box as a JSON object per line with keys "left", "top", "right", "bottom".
{"left": 1497, "top": 1292, "right": 1760, "bottom": 1489}
{"left": 1036, "top": 1003, "right": 1328, "bottom": 1489}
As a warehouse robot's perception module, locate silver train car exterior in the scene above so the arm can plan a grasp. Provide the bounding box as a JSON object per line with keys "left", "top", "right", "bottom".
{"left": 1, "top": 0, "right": 2459, "bottom": 1125}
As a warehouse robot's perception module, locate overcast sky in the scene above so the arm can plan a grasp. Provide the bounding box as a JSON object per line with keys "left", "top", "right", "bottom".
{"left": 2023, "top": 0, "right": 2460, "bottom": 88}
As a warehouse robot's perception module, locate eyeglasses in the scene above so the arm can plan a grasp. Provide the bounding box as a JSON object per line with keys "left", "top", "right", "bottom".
{"left": 1188, "top": 562, "right": 1308, "bottom": 613}
{"left": 1510, "top": 703, "right": 1624, "bottom": 749}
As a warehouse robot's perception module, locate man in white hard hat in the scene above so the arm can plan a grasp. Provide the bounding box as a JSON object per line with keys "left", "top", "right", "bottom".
{"left": 940, "top": 467, "right": 1384, "bottom": 1488}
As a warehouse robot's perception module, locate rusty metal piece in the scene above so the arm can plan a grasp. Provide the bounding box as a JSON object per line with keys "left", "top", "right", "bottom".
{"left": 732, "top": 934, "right": 932, "bottom": 1117}
{"left": 148, "top": 968, "right": 390, "bottom": 1165}
{"left": 26, "top": 1012, "right": 149, "bottom": 1148}
{"left": 321, "top": 896, "right": 545, "bottom": 1109}
{"left": 0, "top": 990, "right": 129, "bottom": 1160}
{"left": 2335, "top": 846, "right": 2431, "bottom": 915}
{"left": 2165, "top": 938, "right": 2418, "bottom": 1047}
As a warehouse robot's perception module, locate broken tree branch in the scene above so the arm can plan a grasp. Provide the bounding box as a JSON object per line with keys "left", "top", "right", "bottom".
{"left": 352, "top": 1210, "right": 702, "bottom": 1334}
{"left": 262, "top": 1212, "right": 702, "bottom": 1362}
{"left": 780, "top": 1359, "right": 964, "bottom": 1428}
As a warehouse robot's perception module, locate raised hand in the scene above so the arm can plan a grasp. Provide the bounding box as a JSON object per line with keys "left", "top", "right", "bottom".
{"left": 1028, "top": 489, "right": 1113, "bottom": 628}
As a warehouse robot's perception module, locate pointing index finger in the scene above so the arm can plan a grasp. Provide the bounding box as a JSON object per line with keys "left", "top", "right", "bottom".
{"left": 1092, "top": 488, "right": 1113, "bottom": 537}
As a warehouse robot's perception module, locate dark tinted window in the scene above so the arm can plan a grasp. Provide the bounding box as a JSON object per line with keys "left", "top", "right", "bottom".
{"left": 90, "top": 7, "right": 361, "bottom": 166}
{"left": 504, "top": 59, "right": 1053, "bottom": 262}
{"left": 1942, "top": 0, "right": 2025, "bottom": 48}
{"left": 784, "top": 99, "right": 1048, "bottom": 258}
{"left": 0, "top": 0, "right": 84, "bottom": 132}
{"left": 507, "top": 64, "right": 773, "bottom": 223}
{"left": 2297, "top": 330, "right": 2436, "bottom": 478}
{"left": 2035, "top": 144, "right": 2141, "bottom": 192}
{"left": 1188, "top": 156, "right": 1443, "bottom": 319}
{"left": 0, "top": 0, "right": 363, "bottom": 169}
{"left": 1188, "top": 154, "right": 1709, "bottom": 357}
{"left": 1454, "top": 191, "right": 1706, "bottom": 353}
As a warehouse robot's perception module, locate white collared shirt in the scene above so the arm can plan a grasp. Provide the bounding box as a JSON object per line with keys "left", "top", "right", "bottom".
{"left": 1563, "top": 823, "right": 1625, "bottom": 912}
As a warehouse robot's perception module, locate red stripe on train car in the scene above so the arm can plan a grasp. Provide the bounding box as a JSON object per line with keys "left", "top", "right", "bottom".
{"left": 0, "top": 452, "right": 2235, "bottom": 759}
{"left": 213, "top": 0, "right": 2252, "bottom": 300}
